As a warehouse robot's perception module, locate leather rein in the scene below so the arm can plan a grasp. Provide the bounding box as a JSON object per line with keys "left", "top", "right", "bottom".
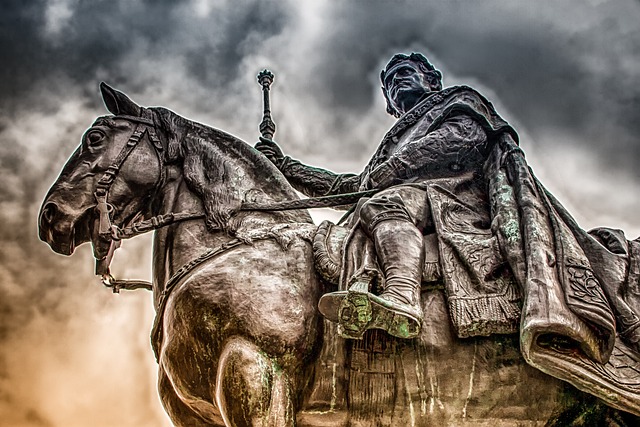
{"left": 90, "top": 112, "right": 377, "bottom": 293}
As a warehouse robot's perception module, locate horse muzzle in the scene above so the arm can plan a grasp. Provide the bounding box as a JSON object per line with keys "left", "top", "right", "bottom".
{"left": 38, "top": 201, "right": 92, "bottom": 255}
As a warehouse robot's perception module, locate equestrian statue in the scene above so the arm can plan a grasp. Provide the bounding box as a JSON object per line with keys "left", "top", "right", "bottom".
{"left": 39, "top": 53, "right": 640, "bottom": 426}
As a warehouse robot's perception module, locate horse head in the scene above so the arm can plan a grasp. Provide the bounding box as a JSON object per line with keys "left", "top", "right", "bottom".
{"left": 39, "top": 83, "right": 166, "bottom": 260}
{"left": 39, "top": 83, "right": 305, "bottom": 262}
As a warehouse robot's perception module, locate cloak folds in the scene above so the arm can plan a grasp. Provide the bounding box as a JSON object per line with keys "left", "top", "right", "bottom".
{"left": 486, "top": 132, "right": 640, "bottom": 415}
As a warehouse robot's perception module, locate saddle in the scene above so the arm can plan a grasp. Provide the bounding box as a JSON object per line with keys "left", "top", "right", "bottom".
{"left": 313, "top": 219, "right": 522, "bottom": 340}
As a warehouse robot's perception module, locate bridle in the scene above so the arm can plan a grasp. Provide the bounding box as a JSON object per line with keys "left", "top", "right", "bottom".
{"left": 94, "top": 112, "right": 164, "bottom": 239}
{"left": 89, "top": 110, "right": 380, "bottom": 293}
{"left": 92, "top": 109, "right": 166, "bottom": 291}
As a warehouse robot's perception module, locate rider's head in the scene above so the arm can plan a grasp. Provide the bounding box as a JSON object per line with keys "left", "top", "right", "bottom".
{"left": 380, "top": 53, "right": 443, "bottom": 118}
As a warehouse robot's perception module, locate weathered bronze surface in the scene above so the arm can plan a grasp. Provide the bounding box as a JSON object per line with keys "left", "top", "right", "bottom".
{"left": 39, "top": 53, "right": 640, "bottom": 426}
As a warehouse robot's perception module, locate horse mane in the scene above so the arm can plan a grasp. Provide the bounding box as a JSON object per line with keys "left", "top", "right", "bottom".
{"left": 151, "top": 107, "right": 289, "bottom": 232}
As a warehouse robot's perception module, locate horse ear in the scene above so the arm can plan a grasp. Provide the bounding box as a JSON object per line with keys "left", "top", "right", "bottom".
{"left": 100, "top": 82, "right": 141, "bottom": 116}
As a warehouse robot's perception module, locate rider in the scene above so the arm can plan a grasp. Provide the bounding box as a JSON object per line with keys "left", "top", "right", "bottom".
{"left": 256, "top": 53, "right": 505, "bottom": 339}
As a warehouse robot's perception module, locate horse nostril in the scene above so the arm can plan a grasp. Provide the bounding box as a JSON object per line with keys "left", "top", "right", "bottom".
{"left": 41, "top": 202, "right": 58, "bottom": 225}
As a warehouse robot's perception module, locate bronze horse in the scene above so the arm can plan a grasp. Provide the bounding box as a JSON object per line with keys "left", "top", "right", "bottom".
{"left": 39, "top": 83, "right": 325, "bottom": 426}
{"left": 39, "top": 84, "right": 639, "bottom": 426}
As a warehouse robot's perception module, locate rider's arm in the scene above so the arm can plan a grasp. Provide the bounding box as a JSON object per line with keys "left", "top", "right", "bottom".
{"left": 255, "top": 137, "right": 361, "bottom": 197}
{"left": 363, "top": 115, "right": 489, "bottom": 190}
{"left": 279, "top": 158, "right": 361, "bottom": 197}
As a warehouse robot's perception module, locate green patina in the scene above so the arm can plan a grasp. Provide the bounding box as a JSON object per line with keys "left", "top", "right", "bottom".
{"left": 395, "top": 322, "right": 410, "bottom": 338}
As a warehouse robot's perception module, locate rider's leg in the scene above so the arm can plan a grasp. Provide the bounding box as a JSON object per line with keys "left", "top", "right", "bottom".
{"left": 318, "top": 186, "right": 433, "bottom": 339}
{"left": 357, "top": 190, "right": 427, "bottom": 338}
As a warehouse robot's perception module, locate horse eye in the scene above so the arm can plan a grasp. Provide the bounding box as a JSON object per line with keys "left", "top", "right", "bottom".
{"left": 87, "top": 131, "right": 104, "bottom": 144}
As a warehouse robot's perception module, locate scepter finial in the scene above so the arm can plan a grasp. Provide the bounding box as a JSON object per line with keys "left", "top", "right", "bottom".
{"left": 257, "top": 69, "right": 274, "bottom": 88}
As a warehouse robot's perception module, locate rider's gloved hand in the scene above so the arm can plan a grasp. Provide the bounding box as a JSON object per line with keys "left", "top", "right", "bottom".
{"left": 255, "top": 137, "right": 286, "bottom": 169}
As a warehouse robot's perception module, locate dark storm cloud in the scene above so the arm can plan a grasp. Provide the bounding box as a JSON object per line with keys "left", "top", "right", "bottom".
{"left": 0, "top": 0, "right": 49, "bottom": 103}
{"left": 0, "top": 0, "right": 126, "bottom": 108}
{"left": 0, "top": 0, "right": 291, "bottom": 112}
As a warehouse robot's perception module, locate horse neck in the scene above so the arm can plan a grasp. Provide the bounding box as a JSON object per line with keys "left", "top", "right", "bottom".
{"left": 151, "top": 172, "right": 228, "bottom": 297}
{"left": 160, "top": 111, "right": 305, "bottom": 207}
{"left": 172, "top": 118, "right": 312, "bottom": 223}
{"left": 150, "top": 118, "right": 312, "bottom": 296}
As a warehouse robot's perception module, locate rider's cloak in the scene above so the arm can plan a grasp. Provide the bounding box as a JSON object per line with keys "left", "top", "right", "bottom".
{"left": 353, "top": 86, "right": 640, "bottom": 414}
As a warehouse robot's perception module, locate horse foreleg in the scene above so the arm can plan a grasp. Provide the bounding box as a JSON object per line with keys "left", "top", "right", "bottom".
{"left": 158, "top": 368, "right": 225, "bottom": 426}
{"left": 216, "top": 337, "right": 296, "bottom": 427}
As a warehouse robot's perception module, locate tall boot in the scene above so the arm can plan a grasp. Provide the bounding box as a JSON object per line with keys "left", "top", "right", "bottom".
{"left": 318, "top": 219, "right": 426, "bottom": 340}
{"left": 365, "top": 219, "right": 425, "bottom": 338}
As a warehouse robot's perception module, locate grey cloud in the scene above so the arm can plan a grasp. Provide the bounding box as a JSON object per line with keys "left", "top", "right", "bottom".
{"left": 183, "top": 2, "right": 291, "bottom": 86}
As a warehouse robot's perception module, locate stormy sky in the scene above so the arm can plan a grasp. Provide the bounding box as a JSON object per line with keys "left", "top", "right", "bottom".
{"left": 1, "top": 1, "right": 639, "bottom": 426}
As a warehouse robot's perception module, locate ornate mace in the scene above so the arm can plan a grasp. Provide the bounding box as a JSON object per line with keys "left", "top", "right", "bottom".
{"left": 257, "top": 69, "right": 276, "bottom": 140}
